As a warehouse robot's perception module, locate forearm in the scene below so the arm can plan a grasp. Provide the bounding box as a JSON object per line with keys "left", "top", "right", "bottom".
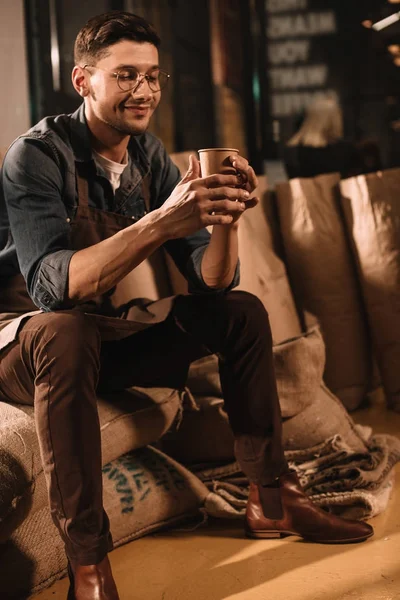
{"left": 68, "top": 210, "right": 167, "bottom": 303}
{"left": 201, "top": 224, "right": 239, "bottom": 289}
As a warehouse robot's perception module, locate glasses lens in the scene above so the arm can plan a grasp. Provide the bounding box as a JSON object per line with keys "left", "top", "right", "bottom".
{"left": 147, "top": 70, "right": 170, "bottom": 92}
{"left": 117, "top": 68, "right": 170, "bottom": 92}
{"left": 117, "top": 68, "right": 140, "bottom": 91}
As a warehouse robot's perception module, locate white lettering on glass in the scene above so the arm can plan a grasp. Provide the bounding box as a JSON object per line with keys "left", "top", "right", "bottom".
{"left": 269, "top": 65, "right": 328, "bottom": 90}
{"left": 268, "top": 12, "right": 337, "bottom": 39}
{"left": 266, "top": 0, "right": 308, "bottom": 13}
{"left": 271, "top": 90, "right": 338, "bottom": 117}
{"left": 268, "top": 40, "right": 310, "bottom": 65}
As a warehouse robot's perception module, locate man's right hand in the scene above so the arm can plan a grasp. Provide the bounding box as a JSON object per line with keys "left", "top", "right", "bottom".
{"left": 155, "top": 155, "right": 252, "bottom": 239}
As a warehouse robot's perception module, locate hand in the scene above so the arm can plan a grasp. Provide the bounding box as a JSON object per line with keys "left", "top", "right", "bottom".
{"left": 224, "top": 153, "right": 259, "bottom": 224}
{"left": 157, "top": 155, "right": 251, "bottom": 239}
{"left": 230, "top": 154, "right": 258, "bottom": 194}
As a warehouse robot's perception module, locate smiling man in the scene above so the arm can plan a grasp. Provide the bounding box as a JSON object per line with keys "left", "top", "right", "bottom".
{"left": 0, "top": 11, "right": 373, "bottom": 600}
{"left": 78, "top": 41, "right": 163, "bottom": 144}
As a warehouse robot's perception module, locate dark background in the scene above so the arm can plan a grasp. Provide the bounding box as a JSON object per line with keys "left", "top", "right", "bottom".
{"left": 24, "top": 0, "right": 400, "bottom": 171}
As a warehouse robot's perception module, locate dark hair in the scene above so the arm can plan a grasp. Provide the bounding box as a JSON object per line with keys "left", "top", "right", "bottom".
{"left": 74, "top": 11, "right": 160, "bottom": 65}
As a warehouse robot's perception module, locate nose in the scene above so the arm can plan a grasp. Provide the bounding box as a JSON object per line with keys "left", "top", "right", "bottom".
{"left": 131, "top": 75, "right": 153, "bottom": 101}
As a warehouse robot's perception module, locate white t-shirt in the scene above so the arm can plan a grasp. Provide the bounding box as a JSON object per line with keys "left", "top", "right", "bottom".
{"left": 93, "top": 150, "right": 129, "bottom": 192}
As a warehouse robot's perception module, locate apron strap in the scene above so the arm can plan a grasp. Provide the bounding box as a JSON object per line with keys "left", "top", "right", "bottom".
{"left": 141, "top": 173, "right": 151, "bottom": 213}
{"left": 76, "top": 172, "right": 90, "bottom": 207}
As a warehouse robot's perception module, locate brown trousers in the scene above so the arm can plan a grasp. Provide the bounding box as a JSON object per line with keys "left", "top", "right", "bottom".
{"left": 0, "top": 291, "right": 287, "bottom": 566}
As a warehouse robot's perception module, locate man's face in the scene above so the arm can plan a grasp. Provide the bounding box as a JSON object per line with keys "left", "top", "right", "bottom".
{"left": 84, "top": 40, "right": 161, "bottom": 136}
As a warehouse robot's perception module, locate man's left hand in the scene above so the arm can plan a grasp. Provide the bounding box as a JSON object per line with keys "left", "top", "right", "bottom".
{"left": 228, "top": 154, "right": 259, "bottom": 224}
{"left": 230, "top": 154, "right": 258, "bottom": 194}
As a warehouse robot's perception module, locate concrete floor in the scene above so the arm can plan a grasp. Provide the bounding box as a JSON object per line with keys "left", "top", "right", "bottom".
{"left": 34, "top": 396, "right": 400, "bottom": 600}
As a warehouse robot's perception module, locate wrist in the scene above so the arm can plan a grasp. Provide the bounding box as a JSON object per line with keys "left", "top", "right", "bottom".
{"left": 212, "top": 220, "right": 240, "bottom": 233}
{"left": 230, "top": 219, "right": 240, "bottom": 231}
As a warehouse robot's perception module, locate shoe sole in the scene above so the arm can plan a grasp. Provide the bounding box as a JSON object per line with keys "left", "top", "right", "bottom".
{"left": 245, "top": 527, "right": 374, "bottom": 544}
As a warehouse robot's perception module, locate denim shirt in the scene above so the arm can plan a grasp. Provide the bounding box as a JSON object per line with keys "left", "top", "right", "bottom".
{"left": 0, "top": 104, "right": 239, "bottom": 311}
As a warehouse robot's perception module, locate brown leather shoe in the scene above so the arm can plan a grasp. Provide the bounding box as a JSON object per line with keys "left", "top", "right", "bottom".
{"left": 245, "top": 471, "right": 374, "bottom": 544}
{"left": 67, "top": 555, "right": 120, "bottom": 600}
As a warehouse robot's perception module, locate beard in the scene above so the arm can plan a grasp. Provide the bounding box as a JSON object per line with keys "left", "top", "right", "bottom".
{"left": 102, "top": 114, "right": 150, "bottom": 136}
{"left": 88, "top": 90, "right": 154, "bottom": 136}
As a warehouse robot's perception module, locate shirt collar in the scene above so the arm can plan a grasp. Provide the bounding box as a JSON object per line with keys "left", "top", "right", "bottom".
{"left": 69, "top": 103, "right": 93, "bottom": 164}
{"left": 69, "top": 102, "right": 150, "bottom": 176}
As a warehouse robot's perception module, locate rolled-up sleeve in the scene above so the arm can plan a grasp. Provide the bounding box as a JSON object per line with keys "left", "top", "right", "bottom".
{"left": 1, "top": 137, "right": 75, "bottom": 310}
{"left": 189, "top": 244, "right": 240, "bottom": 294}
{"left": 164, "top": 232, "right": 240, "bottom": 294}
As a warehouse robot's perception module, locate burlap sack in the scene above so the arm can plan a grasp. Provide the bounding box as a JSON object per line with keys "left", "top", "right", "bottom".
{"left": 0, "top": 449, "right": 33, "bottom": 543}
{"left": 98, "top": 386, "right": 181, "bottom": 465}
{"left": 236, "top": 176, "right": 302, "bottom": 344}
{"left": 340, "top": 169, "right": 400, "bottom": 411}
{"left": 164, "top": 379, "right": 369, "bottom": 464}
{"left": 186, "top": 354, "right": 223, "bottom": 398}
{"left": 197, "top": 431, "right": 399, "bottom": 521}
{"left": 163, "top": 327, "right": 355, "bottom": 463}
{"left": 102, "top": 446, "right": 207, "bottom": 542}
{"left": 282, "top": 384, "right": 367, "bottom": 452}
{"left": 0, "top": 446, "right": 209, "bottom": 599}
{"left": 186, "top": 326, "right": 325, "bottom": 415}
{"left": 0, "top": 408, "right": 44, "bottom": 543}
{"left": 0, "top": 386, "right": 181, "bottom": 542}
{"left": 273, "top": 326, "right": 325, "bottom": 417}
{"left": 275, "top": 174, "right": 372, "bottom": 410}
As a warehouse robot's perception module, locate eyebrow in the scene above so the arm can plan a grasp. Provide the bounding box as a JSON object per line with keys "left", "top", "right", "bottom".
{"left": 113, "top": 63, "right": 160, "bottom": 71}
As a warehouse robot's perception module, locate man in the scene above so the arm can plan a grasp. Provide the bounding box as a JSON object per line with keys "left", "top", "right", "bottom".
{"left": 0, "top": 11, "right": 372, "bottom": 600}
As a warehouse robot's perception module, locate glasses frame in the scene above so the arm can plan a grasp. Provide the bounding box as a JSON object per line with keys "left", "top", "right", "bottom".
{"left": 82, "top": 64, "right": 170, "bottom": 94}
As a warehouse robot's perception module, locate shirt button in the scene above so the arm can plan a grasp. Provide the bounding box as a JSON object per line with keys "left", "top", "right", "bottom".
{"left": 143, "top": 210, "right": 147, "bottom": 215}
{"left": 66, "top": 218, "right": 71, "bottom": 223}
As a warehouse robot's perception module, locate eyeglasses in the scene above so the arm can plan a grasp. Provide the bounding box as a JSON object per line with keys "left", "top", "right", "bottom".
{"left": 82, "top": 65, "right": 170, "bottom": 93}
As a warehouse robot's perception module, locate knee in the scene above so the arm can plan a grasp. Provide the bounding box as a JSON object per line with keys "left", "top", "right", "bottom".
{"left": 222, "top": 291, "right": 269, "bottom": 322}
{"left": 218, "top": 291, "right": 271, "bottom": 338}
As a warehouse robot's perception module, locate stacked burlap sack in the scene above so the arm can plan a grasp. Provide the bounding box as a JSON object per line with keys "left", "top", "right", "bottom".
{"left": 340, "top": 169, "right": 400, "bottom": 412}
{"left": 162, "top": 325, "right": 400, "bottom": 521}
{"left": 275, "top": 169, "right": 400, "bottom": 413}
{"left": 275, "top": 174, "right": 374, "bottom": 411}
{"left": 0, "top": 388, "right": 209, "bottom": 599}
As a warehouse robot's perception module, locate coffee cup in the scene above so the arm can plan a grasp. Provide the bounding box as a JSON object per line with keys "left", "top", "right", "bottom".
{"left": 198, "top": 147, "right": 239, "bottom": 177}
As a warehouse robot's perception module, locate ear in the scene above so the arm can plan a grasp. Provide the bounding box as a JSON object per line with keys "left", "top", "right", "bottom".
{"left": 72, "top": 65, "right": 89, "bottom": 98}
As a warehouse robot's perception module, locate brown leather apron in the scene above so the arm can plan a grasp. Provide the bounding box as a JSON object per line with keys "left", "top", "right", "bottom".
{"left": 0, "top": 170, "right": 176, "bottom": 350}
